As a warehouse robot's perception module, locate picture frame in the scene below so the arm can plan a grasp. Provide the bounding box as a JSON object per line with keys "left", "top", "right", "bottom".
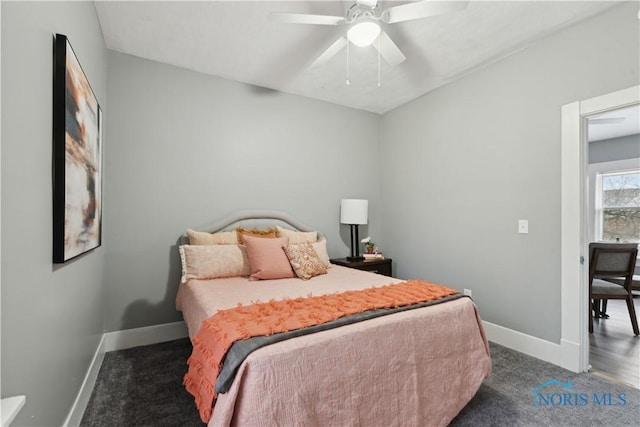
{"left": 52, "top": 34, "right": 102, "bottom": 263}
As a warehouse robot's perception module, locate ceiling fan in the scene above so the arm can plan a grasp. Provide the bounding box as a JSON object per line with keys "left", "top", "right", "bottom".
{"left": 270, "top": 0, "right": 468, "bottom": 67}
{"left": 589, "top": 117, "right": 626, "bottom": 125}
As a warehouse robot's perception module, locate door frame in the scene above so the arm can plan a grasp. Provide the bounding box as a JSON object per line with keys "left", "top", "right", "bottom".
{"left": 560, "top": 85, "right": 639, "bottom": 372}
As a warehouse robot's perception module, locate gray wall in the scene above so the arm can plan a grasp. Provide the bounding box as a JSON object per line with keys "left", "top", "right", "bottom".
{"left": 1, "top": 1, "right": 107, "bottom": 426}
{"left": 103, "top": 52, "right": 381, "bottom": 332}
{"left": 589, "top": 134, "right": 640, "bottom": 164}
{"left": 379, "top": 2, "right": 639, "bottom": 343}
{"left": 1, "top": 1, "right": 638, "bottom": 424}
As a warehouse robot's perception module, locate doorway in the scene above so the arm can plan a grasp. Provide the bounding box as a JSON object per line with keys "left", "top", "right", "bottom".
{"left": 560, "top": 85, "right": 640, "bottom": 374}
{"left": 585, "top": 105, "right": 640, "bottom": 388}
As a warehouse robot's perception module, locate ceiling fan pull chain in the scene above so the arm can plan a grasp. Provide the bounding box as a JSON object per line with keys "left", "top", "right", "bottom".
{"left": 346, "top": 40, "right": 351, "bottom": 85}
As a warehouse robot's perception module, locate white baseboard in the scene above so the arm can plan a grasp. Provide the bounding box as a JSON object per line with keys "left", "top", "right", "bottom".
{"left": 62, "top": 335, "right": 106, "bottom": 427}
{"left": 560, "top": 337, "right": 582, "bottom": 372}
{"left": 103, "top": 321, "right": 188, "bottom": 352}
{"left": 483, "top": 320, "right": 562, "bottom": 366}
{"left": 63, "top": 321, "right": 189, "bottom": 426}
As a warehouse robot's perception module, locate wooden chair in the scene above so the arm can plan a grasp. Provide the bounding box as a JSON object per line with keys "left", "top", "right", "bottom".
{"left": 588, "top": 243, "right": 639, "bottom": 336}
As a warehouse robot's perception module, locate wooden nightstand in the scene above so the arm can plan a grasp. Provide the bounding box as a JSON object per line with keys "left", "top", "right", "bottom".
{"left": 330, "top": 258, "right": 392, "bottom": 277}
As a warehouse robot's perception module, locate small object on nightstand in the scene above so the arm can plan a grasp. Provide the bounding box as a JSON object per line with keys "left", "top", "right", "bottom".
{"left": 363, "top": 252, "right": 383, "bottom": 260}
{"left": 330, "top": 257, "right": 392, "bottom": 277}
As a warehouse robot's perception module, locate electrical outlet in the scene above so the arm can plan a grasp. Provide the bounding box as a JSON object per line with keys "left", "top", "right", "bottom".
{"left": 518, "top": 219, "right": 529, "bottom": 234}
{"left": 463, "top": 288, "right": 472, "bottom": 297}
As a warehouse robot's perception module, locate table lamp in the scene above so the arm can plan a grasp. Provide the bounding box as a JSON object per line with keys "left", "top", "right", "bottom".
{"left": 340, "top": 199, "right": 368, "bottom": 261}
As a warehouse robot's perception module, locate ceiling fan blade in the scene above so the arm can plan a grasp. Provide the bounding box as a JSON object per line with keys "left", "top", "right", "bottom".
{"left": 373, "top": 31, "right": 406, "bottom": 66}
{"left": 589, "top": 117, "right": 626, "bottom": 125}
{"left": 383, "top": 0, "right": 468, "bottom": 24}
{"left": 269, "top": 12, "right": 344, "bottom": 26}
{"left": 312, "top": 37, "right": 348, "bottom": 67}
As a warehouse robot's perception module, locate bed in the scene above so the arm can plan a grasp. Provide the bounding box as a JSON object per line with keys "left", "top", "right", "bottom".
{"left": 176, "top": 210, "right": 491, "bottom": 427}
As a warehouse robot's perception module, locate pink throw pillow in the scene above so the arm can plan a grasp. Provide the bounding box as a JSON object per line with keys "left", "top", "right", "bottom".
{"left": 243, "top": 235, "right": 294, "bottom": 281}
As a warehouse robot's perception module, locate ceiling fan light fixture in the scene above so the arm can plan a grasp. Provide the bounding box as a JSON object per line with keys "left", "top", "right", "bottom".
{"left": 347, "top": 21, "right": 381, "bottom": 47}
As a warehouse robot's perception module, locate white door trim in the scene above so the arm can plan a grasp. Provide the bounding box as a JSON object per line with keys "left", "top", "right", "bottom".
{"left": 560, "top": 85, "right": 639, "bottom": 372}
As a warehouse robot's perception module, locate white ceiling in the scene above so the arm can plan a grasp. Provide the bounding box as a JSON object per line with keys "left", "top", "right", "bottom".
{"left": 588, "top": 104, "right": 640, "bottom": 142}
{"left": 95, "top": 0, "right": 622, "bottom": 115}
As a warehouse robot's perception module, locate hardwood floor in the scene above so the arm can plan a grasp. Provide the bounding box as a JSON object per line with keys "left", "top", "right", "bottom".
{"left": 589, "top": 295, "right": 640, "bottom": 389}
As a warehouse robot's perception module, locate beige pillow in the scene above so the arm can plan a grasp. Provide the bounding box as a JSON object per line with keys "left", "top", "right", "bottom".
{"left": 283, "top": 243, "right": 327, "bottom": 280}
{"left": 311, "top": 238, "right": 331, "bottom": 268}
{"left": 276, "top": 226, "right": 318, "bottom": 244}
{"left": 236, "top": 227, "right": 278, "bottom": 244}
{"left": 243, "top": 235, "right": 295, "bottom": 281}
{"left": 186, "top": 229, "right": 239, "bottom": 245}
{"left": 179, "top": 244, "right": 250, "bottom": 283}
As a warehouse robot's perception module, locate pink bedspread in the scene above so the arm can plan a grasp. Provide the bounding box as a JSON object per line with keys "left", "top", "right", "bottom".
{"left": 176, "top": 265, "right": 403, "bottom": 339}
{"left": 176, "top": 266, "right": 491, "bottom": 427}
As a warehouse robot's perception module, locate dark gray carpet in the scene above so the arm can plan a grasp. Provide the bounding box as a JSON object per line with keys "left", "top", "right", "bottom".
{"left": 81, "top": 339, "right": 639, "bottom": 426}
{"left": 80, "top": 338, "right": 203, "bottom": 426}
{"left": 451, "top": 342, "right": 639, "bottom": 426}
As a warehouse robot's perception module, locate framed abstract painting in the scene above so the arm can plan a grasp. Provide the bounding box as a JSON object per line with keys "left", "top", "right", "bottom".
{"left": 52, "top": 34, "right": 102, "bottom": 263}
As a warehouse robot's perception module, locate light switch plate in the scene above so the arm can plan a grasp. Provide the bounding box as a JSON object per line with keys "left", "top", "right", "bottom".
{"left": 518, "top": 219, "right": 529, "bottom": 234}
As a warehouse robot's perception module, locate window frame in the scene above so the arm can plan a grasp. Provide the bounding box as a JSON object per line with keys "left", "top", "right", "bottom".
{"left": 594, "top": 168, "right": 640, "bottom": 242}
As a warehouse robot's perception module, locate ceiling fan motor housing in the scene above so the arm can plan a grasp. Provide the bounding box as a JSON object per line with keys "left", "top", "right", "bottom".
{"left": 347, "top": 1, "right": 380, "bottom": 24}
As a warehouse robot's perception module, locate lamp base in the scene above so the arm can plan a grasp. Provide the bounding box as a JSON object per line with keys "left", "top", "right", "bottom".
{"left": 346, "top": 256, "right": 364, "bottom": 262}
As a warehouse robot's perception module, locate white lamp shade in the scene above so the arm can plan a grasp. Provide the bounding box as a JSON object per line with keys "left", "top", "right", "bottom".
{"left": 340, "top": 199, "right": 368, "bottom": 225}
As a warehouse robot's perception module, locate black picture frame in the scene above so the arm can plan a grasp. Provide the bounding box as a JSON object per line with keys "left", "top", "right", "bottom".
{"left": 53, "top": 34, "right": 102, "bottom": 263}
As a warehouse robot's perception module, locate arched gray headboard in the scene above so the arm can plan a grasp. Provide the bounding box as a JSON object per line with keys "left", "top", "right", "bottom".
{"left": 179, "top": 209, "right": 323, "bottom": 245}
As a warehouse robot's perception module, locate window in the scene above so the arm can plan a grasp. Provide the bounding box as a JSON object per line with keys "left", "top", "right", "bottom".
{"left": 595, "top": 169, "right": 640, "bottom": 243}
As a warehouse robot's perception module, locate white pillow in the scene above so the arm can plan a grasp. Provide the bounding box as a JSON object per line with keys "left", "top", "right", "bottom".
{"left": 186, "top": 228, "right": 239, "bottom": 245}
{"left": 276, "top": 226, "right": 318, "bottom": 244}
{"left": 179, "top": 244, "right": 250, "bottom": 283}
{"left": 311, "top": 238, "right": 331, "bottom": 268}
